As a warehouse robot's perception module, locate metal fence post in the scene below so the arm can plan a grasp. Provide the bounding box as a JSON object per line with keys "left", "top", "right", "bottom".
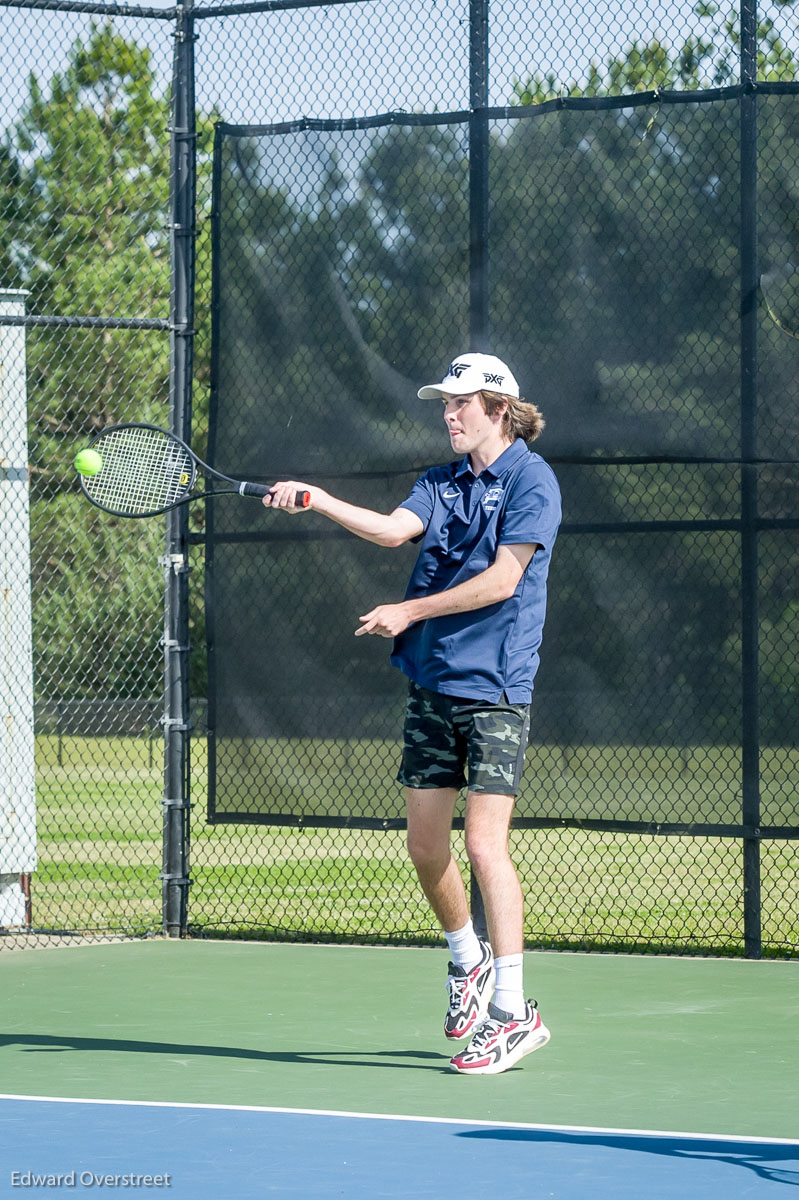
{"left": 740, "top": 0, "right": 762, "bottom": 959}
{"left": 162, "top": 0, "right": 197, "bottom": 938}
{"left": 469, "top": 0, "right": 490, "bottom": 355}
{"left": 469, "top": 0, "right": 490, "bottom": 941}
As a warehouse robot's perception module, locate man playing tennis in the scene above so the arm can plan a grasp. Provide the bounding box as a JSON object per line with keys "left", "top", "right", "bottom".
{"left": 265, "top": 353, "right": 561, "bottom": 1075}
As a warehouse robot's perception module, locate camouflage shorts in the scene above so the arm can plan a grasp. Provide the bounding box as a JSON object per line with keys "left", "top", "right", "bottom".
{"left": 397, "top": 681, "right": 531, "bottom": 796}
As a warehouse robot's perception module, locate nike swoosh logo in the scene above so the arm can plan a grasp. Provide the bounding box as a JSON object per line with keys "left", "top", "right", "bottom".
{"left": 443, "top": 491, "right": 459, "bottom": 498}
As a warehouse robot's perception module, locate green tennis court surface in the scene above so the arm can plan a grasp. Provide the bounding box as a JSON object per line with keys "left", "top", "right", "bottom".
{"left": 1, "top": 940, "right": 795, "bottom": 1137}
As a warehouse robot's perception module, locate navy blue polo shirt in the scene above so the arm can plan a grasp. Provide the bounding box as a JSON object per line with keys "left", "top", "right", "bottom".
{"left": 390, "top": 439, "right": 561, "bottom": 703}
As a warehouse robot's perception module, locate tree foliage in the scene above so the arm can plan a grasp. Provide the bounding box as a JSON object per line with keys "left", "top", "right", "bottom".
{"left": 511, "top": 7, "right": 799, "bottom": 104}
{"left": 3, "top": 22, "right": 797, "bottom": 738}
{"left": 3, "top": 26, "right": 209, "bottom": 700}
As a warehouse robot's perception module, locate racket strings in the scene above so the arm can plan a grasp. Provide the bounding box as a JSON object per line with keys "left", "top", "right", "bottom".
{"left": 83, "top": 427, "right": 194, "bottom": 515}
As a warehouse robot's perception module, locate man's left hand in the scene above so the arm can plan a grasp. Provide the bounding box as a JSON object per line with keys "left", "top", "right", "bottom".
{"left": 355, "top": 603, "right": 413, "bottom": 638}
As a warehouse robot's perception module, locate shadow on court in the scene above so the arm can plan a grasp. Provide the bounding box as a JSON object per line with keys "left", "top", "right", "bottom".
{"left": 458, "top": 1129, "right": 799, "bottom": 1188}
{"left": 0, "top": 1033, "right": 451, "bottom": 1072}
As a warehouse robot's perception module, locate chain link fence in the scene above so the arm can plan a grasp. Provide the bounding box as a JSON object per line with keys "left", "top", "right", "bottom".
{"left": 0, "top": 0, "right": 797, "bottom": 955}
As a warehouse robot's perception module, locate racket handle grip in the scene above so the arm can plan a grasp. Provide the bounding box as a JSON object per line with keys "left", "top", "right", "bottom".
{"left": 240, "top": 482, "right": 311, "bottom": 508}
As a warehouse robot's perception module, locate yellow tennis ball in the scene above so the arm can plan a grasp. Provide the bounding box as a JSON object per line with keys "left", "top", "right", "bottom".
{"left": 74, "top": 448, "right": 103, "bottom": 476}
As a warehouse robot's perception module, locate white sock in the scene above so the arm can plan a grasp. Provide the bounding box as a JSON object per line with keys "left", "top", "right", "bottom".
{"left": 493, "top": 954, "right": 526, "bottom": 1018}
{"left": 444, "top": 919, "right": 483, "bottom": 971}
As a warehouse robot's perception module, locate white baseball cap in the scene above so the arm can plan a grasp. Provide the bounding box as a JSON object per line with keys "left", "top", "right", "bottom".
{"left": 417, "top": 352, "right": 520, "bottom": 400}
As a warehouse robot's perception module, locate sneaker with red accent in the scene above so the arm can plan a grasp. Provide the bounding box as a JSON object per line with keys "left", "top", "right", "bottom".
{"left": 449, "top": 1000, "right": 550, "bottom": 1074}
{"left": 444, "top": 940, "right": 495, "bottom": 1040}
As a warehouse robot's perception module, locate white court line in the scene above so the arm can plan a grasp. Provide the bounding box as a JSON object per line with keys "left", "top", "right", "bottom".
{"left": 1, "top": 1094, "right": 798, "bottom": 1147}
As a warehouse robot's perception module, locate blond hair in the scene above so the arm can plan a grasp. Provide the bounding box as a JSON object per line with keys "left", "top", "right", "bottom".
{"left": 479, "top": 390, "right": 545, "bottom": 443}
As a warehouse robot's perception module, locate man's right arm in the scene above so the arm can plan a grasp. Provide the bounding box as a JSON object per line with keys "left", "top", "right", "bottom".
{"left": 264, "top": 482, "right": 424, "bottom": 547}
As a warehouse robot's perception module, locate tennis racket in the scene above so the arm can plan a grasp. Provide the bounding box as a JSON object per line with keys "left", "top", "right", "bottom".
{"left": 77, "top": 423, "right": 310, "bottom": 518}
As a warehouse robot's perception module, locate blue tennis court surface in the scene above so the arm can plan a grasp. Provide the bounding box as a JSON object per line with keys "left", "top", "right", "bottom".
{"left": 2, "top": 1095, "right": 798, "bottom": 1198}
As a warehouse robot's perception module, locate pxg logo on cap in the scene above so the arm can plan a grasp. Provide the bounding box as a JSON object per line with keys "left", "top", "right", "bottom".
{"left": 417, "top": 353, "right": 520, "bottom": 400}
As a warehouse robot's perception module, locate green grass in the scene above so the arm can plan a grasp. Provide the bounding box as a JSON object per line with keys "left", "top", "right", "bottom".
{"left": 22, "top": 734, "right": 799, "bottom": 956}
